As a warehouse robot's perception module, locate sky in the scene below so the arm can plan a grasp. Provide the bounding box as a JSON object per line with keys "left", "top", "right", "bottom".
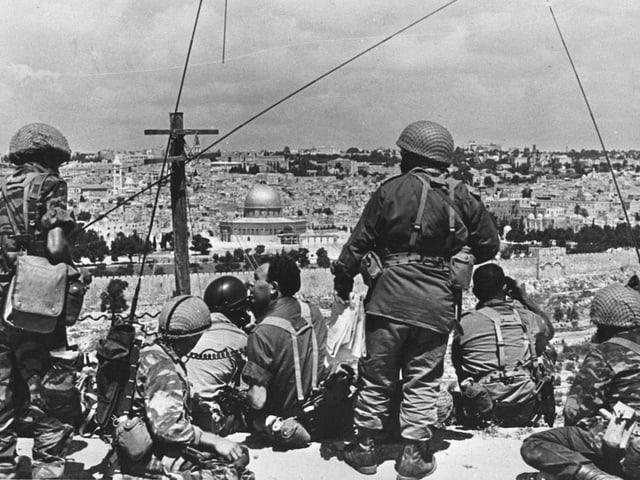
{"left": 1, "top": 0, "right": 639, "bottom": 153}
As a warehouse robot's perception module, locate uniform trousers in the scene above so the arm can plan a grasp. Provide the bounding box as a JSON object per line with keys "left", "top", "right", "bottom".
{"left": 354, "top": 315, "right": 449, "bottom": 442}
{"left": 0, "top": 322, "right": 73, "bottom": 474}
{"left": 521, "top": 426, "right": 628, "bottom": 479}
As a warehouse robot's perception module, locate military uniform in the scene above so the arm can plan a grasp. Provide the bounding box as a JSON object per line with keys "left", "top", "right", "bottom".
{"left": 0, "top": 125, "right": 76, "bottom": 477}
{"left": 452, "top": 299, "right": 552, "bottom": 427}
{"left": 187, "top": 313, "right": 248, "bottom": 435}
{"left": 243, "top": 297, "right": 328, "bottom": 418}
{"left": 521, "top": 284, "right": 640, "bottom": 480}
{"left": 334, "top": 169, "right": 499, "bottom": 441}
{"left": 117, "top": 343, "right": 248, "bottom": 480}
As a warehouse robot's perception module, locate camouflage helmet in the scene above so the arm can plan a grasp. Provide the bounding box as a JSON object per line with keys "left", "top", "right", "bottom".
{"left": 9, "top": 123, "right": 71, "bottom": 165}
{"left": 396, "top": 120, "right": 454, "bottom": 165}
{"left": 158, "top": 295, "right": 211, "bottom": 339}
{"left": 204, "top": 275, "right": 247, "bottom": 314}
{"left": 590, "top": 283, "right": 640, "bottom": 329}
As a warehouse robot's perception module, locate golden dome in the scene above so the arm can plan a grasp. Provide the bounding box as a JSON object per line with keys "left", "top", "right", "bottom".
{"left": 244, "top": 183, "right": 282, "bottom": 211}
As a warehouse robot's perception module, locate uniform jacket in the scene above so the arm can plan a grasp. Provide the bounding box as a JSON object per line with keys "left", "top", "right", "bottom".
{"left": 564, "top": 327, "right": 640, "bottom": 426}
{"left": 452, "top": 299, "right": 552, "bottom": 382}
{"left": 0, "top": 162, "right": 74, "bottom": 266}
{"left": 335, "top": 169, "right": 500, "bottom": 332}
{"left": 132, "top": 343, "right": 202, "bottom": 449}
{"left": 186, "top": 313, "right": 248, "bottom": 400}
{"left": 242, "top": 297, "right": 328, "bottom": 417}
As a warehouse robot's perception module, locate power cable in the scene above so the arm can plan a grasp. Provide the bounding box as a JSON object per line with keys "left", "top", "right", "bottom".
{"left": 80, "top": 0, "right": 460, "bottom": 232}
{"left": 128, "top": 0, "right": 205, "bottom": 320}
{"left": 546, "top": 1, "right": 640, "bottom": 264}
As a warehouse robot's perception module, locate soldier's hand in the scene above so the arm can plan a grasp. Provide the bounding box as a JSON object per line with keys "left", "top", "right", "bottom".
{"left": 504, "top": 276, "right": 523, "bottom": 301}
{"left": 212, "top": 437, "right": 245, "bottom": 463}
{"left": 198, "top": 432, "right": 244, "bottom": 463}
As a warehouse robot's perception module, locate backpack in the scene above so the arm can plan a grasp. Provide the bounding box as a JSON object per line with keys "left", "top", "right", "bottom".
{"left": 94, "top": 323, "right": 141, "bottom": 436}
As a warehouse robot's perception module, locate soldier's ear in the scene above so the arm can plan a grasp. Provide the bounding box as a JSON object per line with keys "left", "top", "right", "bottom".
{"left": 270, "top": 281, "right": 279, "bottom": 299}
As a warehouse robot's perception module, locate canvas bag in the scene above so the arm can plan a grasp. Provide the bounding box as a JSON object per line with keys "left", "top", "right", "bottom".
{"left": 2, "top": 254, "right": 67, "bottom": 333}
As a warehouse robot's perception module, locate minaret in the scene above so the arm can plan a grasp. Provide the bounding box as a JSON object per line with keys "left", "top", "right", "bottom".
{"left": 113, "top": 154, "right": 123, "bottom": 194}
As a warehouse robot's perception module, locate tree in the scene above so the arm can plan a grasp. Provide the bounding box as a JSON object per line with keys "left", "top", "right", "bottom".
{"left": 100, "top": 279, "right": 129, "bottom": 320}
{"left": 316, "top": 248, "right": 331, "bottom": 268}
{"left": 191, "top": 234, "right": 212, "bottom": 255}
{"left": 110, "top": 231, "right": 152, "bottom": 262}
{"left": 553, "top": 306, "right": 564, "bottom": 323}
{"left": 483, "top": 176, "right": 495, "bottom": 188}
{"left": 77, "top": 211, "right": 91, "bottom": 222}
{"left": 73, "top": 228, "right": 109, "bottom": 263}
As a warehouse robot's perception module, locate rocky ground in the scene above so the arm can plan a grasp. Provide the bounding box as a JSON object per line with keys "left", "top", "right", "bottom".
{"left": 19, "top": 427, "right": 539, "bottom": 479}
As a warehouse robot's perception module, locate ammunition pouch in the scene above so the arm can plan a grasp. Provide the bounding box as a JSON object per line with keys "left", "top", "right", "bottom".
{"left": 449, "top": 246, "right": 474, "bottom": 292}
{"left": 114, "top": 415, "right": 153, "bottom": 463}
{"left": 2, "top": 254, "right": 67, "bottom": 333}
{"left": 359, "top": 251, "right": 383, "bottom": 287}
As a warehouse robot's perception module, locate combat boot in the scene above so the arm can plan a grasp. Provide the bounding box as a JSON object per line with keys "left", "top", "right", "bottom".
{"left": 574, "top": 464, "right": 623, "bottom": 480}
{"left": 395, "top": 440, "right": 436, "bottom": 480}
{"left": 343, "top": 429, "right": 377, "bottom": 475}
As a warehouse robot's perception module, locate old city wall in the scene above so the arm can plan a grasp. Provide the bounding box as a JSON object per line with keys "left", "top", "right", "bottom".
{"left": 84, "top": 249, "right": 638, "bottom": 314}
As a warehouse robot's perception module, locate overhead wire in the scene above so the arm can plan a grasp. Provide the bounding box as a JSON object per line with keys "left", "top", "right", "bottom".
{"left": 128, "top": 0, "right": 205, "bottom": 320}
{"left": 80, "top": 0, "right": 461, "bottom": 232}
{"left": 546, "top": 0, "right": 640, "bottom": 264}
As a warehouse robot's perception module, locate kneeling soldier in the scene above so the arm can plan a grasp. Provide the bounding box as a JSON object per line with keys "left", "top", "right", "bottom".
{"left": 115, "top": 296, "right": 253, "bottom": 480}
{"left": 452, "top": 264, "right": 555, "bottom": 427}
{"left": 519, "top": 283, "right": 640, "bottom": 480}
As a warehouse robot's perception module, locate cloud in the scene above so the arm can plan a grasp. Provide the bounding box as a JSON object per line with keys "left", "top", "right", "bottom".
{"left": 0, "top": 0, "right": 638, "bottom": 152}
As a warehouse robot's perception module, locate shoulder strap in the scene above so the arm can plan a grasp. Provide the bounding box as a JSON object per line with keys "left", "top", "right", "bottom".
{"left": 25, "top": 172, "right": 53, "bottom": 239}
{"left": 297, "top": 300, "right": 318, "bottom": 388}
{"left": 512, "top": 309, "right": 537, "bottom": 369}
{"left": 607, "top": 337, "right": 640, "bottom": 356}
{"left": 0, "top": 178, "right": 22, "bottom": 236}
{"left": 408, "top": 171, "right": 431, "bottom": 251}
{"left": 261, "top": 316, "right": 316, "bottom": 401}
{"left": 478, "top": 307, "right": 506, "bottom": 370}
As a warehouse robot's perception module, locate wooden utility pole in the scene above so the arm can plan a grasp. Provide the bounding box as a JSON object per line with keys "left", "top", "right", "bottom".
{"left": 145, "top": 112, "right": 218, "bottom": 296}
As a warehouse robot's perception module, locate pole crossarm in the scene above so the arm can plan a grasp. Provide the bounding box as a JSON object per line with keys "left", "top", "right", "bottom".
{"left": 144, "top": 128, "right": 218, "bottom": 136}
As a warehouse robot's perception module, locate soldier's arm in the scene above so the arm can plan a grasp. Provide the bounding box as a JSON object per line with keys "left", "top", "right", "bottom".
{"left": 455, "top": 184, "right": 500, "bottom": 264}
{"left": 334, "top": 187, "right": 384, "bottom": 279}
{"left": 563, "top": 348, "right": 614, "bottom": 425}
{"left": 144, "top": 356, "right": 202, "bottom": 445}
{"left": 242, "top": 327, "right": 274, "bottom": 410}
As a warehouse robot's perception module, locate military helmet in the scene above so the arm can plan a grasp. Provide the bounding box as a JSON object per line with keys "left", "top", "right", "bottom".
{"left": 396, "top": 120, "right": 454, "bottom": 165}
{"left": 158, "top": 295, "right": 211, "bottom": 339}
{"left": 204, "top": 275, "right": 248, "bottom": 314}
{"left": 590, "top": 283, "right": 640, "bottom": 329}
{"left": 9, "top": 123, "right": 71, "bottom": 164}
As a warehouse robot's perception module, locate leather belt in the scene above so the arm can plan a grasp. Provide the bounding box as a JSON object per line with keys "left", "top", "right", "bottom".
{"left": 382, "top": 252, "right": 445, "bottom": 268}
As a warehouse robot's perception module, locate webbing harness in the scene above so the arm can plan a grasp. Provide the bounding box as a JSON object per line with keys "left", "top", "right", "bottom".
{"left": 477, "top": 306, "right": 536, "bottom": 376}
{"left": 261, "top": 301, "right": 318, "bottom": 402}
{"left": 0, "top": 170, "right": 52, "bottom": 252}
{"left": 408, "top": 169, "right": 462, "bottom": 252}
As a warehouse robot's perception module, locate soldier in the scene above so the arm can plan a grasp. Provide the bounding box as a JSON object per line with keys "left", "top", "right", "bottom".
{"left": 187, "top": 275, "right": 250, "bottom": 435}
{"left": 0, "top": 124, "right": 77, "bottom": 478}
{"left": 243, "top": 253, "right": 330, "bottom": 449}
{"left": 332, "top": 120, "right": 500, "bottom": 479}
{"left": 519, "top": 283, "right": 640, "bottom": 480}
{"left": 452, "top": 264, "right": 555, "bottom": 427}
{"left": 116, "top": 295, "right": 252, "bottom": 480}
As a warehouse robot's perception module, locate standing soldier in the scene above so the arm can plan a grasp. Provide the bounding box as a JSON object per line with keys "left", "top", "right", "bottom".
{"left": 0, "top": 124, "right": 77, "bottom": 478}
{"left": 519, "top": 283, "right": 640, "bottom": 480}
{"left": 332, "top": 120, "right": 500, "bottom": 479}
